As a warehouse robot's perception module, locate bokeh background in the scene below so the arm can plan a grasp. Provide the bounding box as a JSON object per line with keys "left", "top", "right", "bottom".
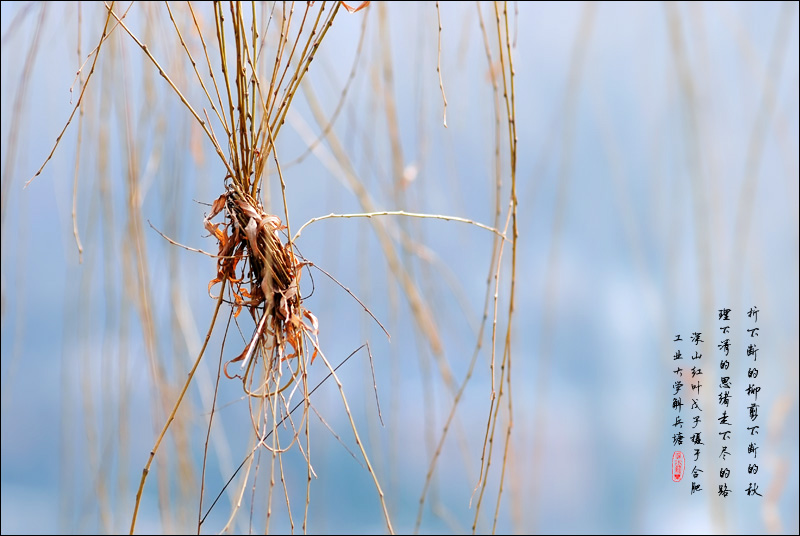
{"left": 1, "top": 1, "right": 798, "bottom": 534}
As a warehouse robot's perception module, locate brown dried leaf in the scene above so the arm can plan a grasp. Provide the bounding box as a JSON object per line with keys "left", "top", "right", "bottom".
{"left": 208, "top": 277, "right": 222, "bottom": 297}
{"left": 341, "top": 1, "right": 369, "bottom": 14}
{"left": 210, "top": 193, "right": 227, "bottom": 217}
{"left": 224, "top": 345, "right": 249, "bottom": 380}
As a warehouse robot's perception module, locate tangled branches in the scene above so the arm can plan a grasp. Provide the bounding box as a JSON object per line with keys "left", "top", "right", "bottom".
{"left": 204, "top": 183, "right": 319, "bottom": 397}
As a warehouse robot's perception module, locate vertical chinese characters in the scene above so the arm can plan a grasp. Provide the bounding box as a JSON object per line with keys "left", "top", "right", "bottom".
{"left": 672, "top": 334, "right": 688, "bottom": 485}
{"left": 745, "top": 307, "right": 762, "bottom": 498}
{"left": 718, "top": 308, "right": 732, "bottom": 497}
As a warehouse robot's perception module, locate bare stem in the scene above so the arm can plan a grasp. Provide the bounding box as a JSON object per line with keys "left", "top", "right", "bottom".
{"left": 130, "top": 281, "right": 227, "bottom": 535}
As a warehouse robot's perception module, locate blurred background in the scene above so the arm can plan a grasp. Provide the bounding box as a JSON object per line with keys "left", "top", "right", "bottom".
{"left": 1, "top": 1, "right": 798, "bottom": 534}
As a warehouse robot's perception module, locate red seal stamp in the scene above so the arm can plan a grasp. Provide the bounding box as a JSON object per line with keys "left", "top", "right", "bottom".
{"left": 672, "top": 451, "right": 685, "bottom": 482}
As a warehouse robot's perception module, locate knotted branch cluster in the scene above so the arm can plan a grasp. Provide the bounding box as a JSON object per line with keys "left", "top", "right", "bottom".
{"left": 205, "top": 184, "right": 318, "bottom": 394}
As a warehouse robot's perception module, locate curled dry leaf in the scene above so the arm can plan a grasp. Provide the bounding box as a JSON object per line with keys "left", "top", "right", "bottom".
{"left": 341, "top": 1, "right": 370, "bottom": 14}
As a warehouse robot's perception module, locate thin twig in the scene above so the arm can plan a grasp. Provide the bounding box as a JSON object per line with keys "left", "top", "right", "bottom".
{"left": 130, "top": 280, "right": 228, "bottom": 534}
{"left": 366, "top": 342, "right": 384, "bottom": 426}
{"left": 200, "top": 344, "right": 367, "bottom": 526}
{"left": 148, "top": 220, "right": 243, "bottom": 259}
{"left": 72, "top": 3, "right": 84, "bottom": 262}
{"left": 102, "top": 1, "right": 235, "bottom": 178}
{"left": 164, "top": 1, "right": 228, "bottom": 131}
{"left": 435, "top": 2, "right": 448, "bottom": 127}
{"left": 293, "top": 210, "right": 506, "bottom": 242}
{"left": 187, "top": 1, "right": 230, "bottom": 135}
{"left": 26, "top": 3, "right": 115, "bottom": 188}
{"left": 305, "top": 261, "right": 391, "bottom": 341}
{"left": 197, "top": 309, "right": 234, "bottom": 534}
{"left": 284, "top": 8, "right": 369, "bottom": 168}
{"left": 311, "top": 342, "right": 395, "bottom": 534}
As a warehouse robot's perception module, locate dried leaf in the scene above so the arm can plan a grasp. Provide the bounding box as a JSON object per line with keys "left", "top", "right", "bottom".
{"left": 224, "top": 345, "right": 249, "bottom": 379}
{"left": 244, "top": 217, "right": 262, "bottom": 260}
{"left": 208, "top": 277, "right": 222, "bottom": 298}
{"left": 233, "top": 292, "right": 243, "bottom": 318}
{"left": 210, "top": 193, "right": 227, "bottom": 217}
{"left": 303, "top": 310, "right": 319, "bottom": 334}
{"left": 341, "top": 1, "right": 369, "bottom": 14}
